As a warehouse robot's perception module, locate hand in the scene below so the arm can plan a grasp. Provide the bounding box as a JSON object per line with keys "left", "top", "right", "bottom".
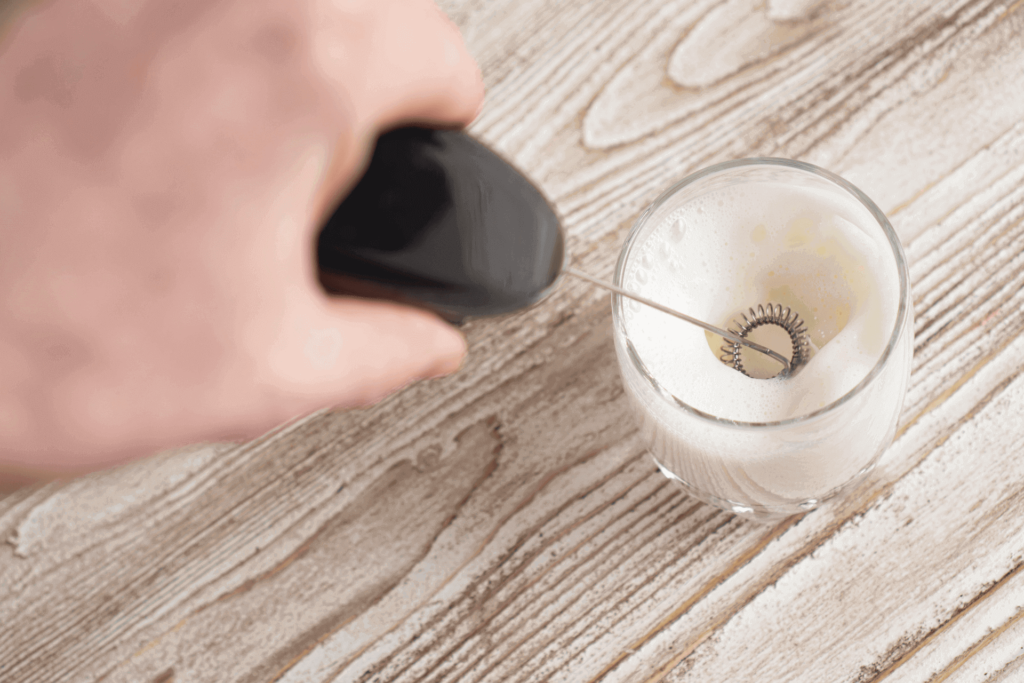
{"left": 0, "top": 0, "right": 485, "bottom": 486}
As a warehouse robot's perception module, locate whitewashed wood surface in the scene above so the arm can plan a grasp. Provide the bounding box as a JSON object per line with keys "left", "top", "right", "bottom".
{"left": 3, "top": 0, "right": 1024, "bottom": 681}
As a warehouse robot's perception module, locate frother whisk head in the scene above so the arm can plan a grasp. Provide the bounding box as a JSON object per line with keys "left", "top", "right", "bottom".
{"left": 720, "top": 304, "right": 810, "bottom": 378}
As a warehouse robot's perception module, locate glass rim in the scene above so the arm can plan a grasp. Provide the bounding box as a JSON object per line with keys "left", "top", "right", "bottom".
{"left": 611, "top": 157, "right": 911, "bottom": 430}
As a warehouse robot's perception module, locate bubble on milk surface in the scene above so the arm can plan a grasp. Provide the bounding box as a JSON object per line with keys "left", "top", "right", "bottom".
{"left": 669, "top": 219, "right": 686, "bottom": 243}
{"left": 621, "top": 180, "right": 898, "bottom": 423}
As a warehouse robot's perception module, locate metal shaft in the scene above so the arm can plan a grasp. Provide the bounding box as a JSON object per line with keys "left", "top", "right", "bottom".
{"left": 564, "top": 267, "right": 792, "bottom": 374}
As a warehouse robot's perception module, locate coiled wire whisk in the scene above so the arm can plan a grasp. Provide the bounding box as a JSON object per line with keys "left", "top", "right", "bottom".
{"left": 720, "top": 304, "right": 810, "bottom": 378}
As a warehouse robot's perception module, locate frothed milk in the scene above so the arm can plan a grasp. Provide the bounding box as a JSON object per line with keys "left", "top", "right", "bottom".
{"left": 612, "top": 161, "right": 912, "bottom": 517}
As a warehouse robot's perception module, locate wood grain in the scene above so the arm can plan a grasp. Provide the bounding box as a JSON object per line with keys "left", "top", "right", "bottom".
{"left": 3, "top": 0, "right": 1024, "bottom": 681}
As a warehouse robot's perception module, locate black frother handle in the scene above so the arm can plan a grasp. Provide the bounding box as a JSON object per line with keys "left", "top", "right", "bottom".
{"left": 316, "top": 127, "right": 564, "bottom": 322}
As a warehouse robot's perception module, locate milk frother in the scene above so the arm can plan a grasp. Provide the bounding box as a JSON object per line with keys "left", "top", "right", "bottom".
{"left": 316, "top": 127, "right": 803, "bottom": 376}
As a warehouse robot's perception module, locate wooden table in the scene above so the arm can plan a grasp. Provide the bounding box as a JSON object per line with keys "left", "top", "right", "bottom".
{"left": 4, "top": 0, "right": 1024, "bottom": 680}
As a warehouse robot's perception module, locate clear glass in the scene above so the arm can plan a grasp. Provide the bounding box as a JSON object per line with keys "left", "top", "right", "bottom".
{"left": 612, "top": 159, "right": 913, "bottom": 522}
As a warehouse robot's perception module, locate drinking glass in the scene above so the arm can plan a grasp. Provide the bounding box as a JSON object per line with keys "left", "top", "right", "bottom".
{"left": 611, "top": 159, "right": 913, "bottom": 521}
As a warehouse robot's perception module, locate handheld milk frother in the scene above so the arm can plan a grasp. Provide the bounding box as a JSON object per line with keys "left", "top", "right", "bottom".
{"left": 317, "top": 127, "right": 807, "bottom": 377}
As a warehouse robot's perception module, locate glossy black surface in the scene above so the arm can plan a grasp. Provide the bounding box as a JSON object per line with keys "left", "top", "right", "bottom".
{"left": 317, "top": 127, "right": 564, "bottom": 322}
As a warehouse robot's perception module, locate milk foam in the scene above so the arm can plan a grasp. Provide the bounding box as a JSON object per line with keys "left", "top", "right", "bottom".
{"left": 621, "top": 181, "right": 899, "bottom": 423}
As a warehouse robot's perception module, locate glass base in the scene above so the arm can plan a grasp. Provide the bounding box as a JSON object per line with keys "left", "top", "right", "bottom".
{"left": 653, "top": 456, "right": 875, "bottom": 523}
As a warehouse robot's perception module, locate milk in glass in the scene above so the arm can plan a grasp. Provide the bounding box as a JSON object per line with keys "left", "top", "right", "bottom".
{"left": 612, "top": 162, "right": 912, "bottom": 518}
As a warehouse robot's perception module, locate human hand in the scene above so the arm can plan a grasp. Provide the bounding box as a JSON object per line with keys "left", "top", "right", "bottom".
{"left": 0, "top": 0, "right": 485, "bottom": 485}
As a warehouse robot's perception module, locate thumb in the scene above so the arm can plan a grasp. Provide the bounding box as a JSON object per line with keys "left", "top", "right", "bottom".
{"left": 259, "top": 294, "right": 467, "bottom": 413}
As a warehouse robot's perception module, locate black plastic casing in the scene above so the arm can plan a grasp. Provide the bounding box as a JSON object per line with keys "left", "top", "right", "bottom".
{"left": 317, "top": 127, "right": 565, "bottom": 323}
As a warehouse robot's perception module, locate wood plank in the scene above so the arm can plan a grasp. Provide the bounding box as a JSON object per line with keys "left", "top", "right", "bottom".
{"left": 2, "top": 0, "right": 1024, "bottom": 681}
{"left": 884, "top": 563, "right": 1024, "bottom": 682}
